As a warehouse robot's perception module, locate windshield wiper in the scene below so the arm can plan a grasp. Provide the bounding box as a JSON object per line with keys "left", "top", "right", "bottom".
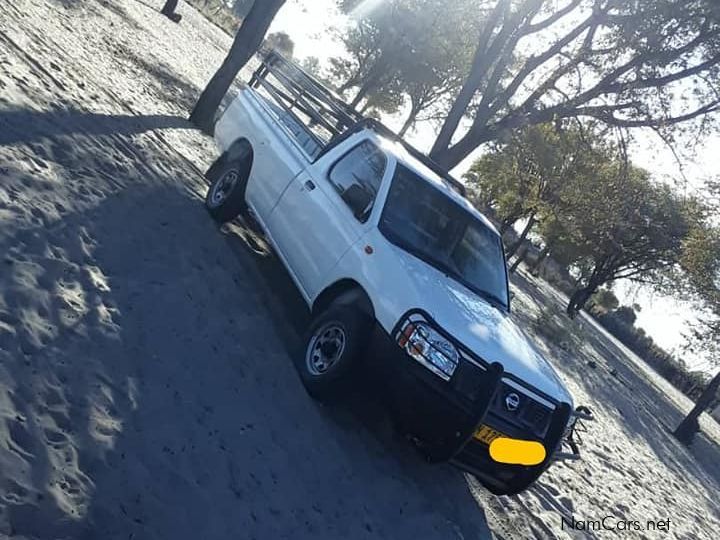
{"left": 473, "top": 289, "right": 507, "bottom": 310}
{"left": 438, "top": 265, "right": 507, "bottom": 311}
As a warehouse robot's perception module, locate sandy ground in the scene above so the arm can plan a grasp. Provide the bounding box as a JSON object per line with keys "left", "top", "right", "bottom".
{"left": 1, "top": 1, "right": 720, "bottom": 539}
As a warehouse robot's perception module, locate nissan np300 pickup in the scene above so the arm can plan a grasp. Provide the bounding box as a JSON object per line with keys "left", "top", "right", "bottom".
{"left": 203, "top": 51, "right": 590, "bottom": 495}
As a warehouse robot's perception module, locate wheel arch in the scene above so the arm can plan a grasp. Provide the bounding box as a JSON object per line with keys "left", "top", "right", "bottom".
{"left": 312, "top": 279, "right": 376, "bottom": 319}
{"left": 206, "top": 137, "right": 254, "bottom": 181}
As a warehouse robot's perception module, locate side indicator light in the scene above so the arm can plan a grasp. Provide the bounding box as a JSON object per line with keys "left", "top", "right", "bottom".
{"left": 489, "top": 437, "right": 546, "bottom": 466}
{"left": 397, "top": 323, "right": 415, "bottom": 348}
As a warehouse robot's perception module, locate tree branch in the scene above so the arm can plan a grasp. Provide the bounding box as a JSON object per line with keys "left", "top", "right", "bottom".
{"left": 521, "top": 0, "right": 584, "bottom": 35}
{"left": 587, "top": 98, "right": 720, "bottom": 128}
{"left": 605, "top": 53, "right": 720, "bottom": 95}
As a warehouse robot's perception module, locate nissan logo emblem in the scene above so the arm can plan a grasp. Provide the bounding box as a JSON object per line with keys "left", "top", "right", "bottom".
{"left": 505, "top": 392, "right": 520, "bottom": 412}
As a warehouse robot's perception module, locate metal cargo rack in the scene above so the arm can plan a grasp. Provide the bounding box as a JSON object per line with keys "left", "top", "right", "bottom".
{"left": 249, "top": 50, "right": 467, "bottom": 197}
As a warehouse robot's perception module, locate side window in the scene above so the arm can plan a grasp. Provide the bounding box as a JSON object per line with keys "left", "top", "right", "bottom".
{"left": 328, "top": 141, "right": 387, "bottom": 223}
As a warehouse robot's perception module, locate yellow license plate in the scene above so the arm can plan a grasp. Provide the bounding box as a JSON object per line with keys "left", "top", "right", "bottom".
{"left": 474, "top": 424, "right": 506, "bottom": 445}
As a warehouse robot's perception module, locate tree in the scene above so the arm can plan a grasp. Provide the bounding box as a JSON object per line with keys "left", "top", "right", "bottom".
{"left": 391, "top": 0, "right": 480, "bottom": 135}
{"left": 590, "top": 288, "right": 620, "bottom": 313}
{"left": 330, "top": 0, "right": 479, "bottom": 127}
{"left": 264, "top": 32, "right": 295, "bottom": 58}
{"left": 560, "top": 164, "right": 693, "bottom": 316}
{"left": 189, "top": 0, "right": 286, "bottom": 133}
{"left": 465, "top": 123, "right": 601, "bottom": 242}
{"left": 233, "top": 0, "right": 255, "bottom": 18}
{"left": 529, "top": 210, "right": 581, "bottom": 274}
{"left": 466, "top": 122, "right": 698, "bottom": 316}
{"left": 612, "top": 305, "right": 637, "bottom": 326}
{"left": 428, "top": 0, "right": 720, "bottom": 170}
{"left": 328, "top": 0, "right": 407, "bottom": 110}
{"left": 674, "top": 371, "right": 720, "bottom": 444}
{"left": 672, "top": 199, "right": 720, "bottom": 444}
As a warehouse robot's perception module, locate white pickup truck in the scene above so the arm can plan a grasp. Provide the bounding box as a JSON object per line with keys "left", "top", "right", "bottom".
{"left": 204, "top": 52, "right": 590, "bottom": 495}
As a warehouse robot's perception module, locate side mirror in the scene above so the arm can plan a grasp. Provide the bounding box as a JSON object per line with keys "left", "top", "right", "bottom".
{"left": 341, "top": 184, "right": 373, "bottom": 221}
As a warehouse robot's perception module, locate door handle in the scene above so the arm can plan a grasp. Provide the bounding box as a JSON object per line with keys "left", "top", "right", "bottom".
{"left": 304, "top": 180, "right": 316, "bottom": 191}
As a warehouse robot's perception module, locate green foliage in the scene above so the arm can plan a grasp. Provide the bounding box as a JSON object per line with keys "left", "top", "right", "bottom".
{"left": 589, "top": 288, "right": 620, "bottom": 313}
{"left": 466, "top": 123, "right": 604, "bottom": 234}
{"left": 263, "top": 32, "right": 294, "bottom": 58}
{"left": 429, "top": 0, "right": 720, "bottom": 169}
{"left": 468, "top": 122, "right": 719, "bottom": 404}
{"left": 330, "top": 0, "right": 480, "bottom": 128}
{"left": 676, "top": 183, "right": 720, "bottom": 365}
{"left": 468, "top": 122, "right": 699, "bottom": 316}
{"left": 540, "top": 145, "right": 694, "bottom": 315}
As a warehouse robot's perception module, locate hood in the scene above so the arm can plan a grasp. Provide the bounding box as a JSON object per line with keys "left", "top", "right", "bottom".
{"left": 391, "top": 246, "right": 573, "bottom": 405}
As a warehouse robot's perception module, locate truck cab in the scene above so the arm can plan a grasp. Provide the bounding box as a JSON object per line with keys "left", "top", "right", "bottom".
{"left": 204, "top": 51, "right": 589, "bottom": 495}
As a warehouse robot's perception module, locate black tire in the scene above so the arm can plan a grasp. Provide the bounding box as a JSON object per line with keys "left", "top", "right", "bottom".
{"left": 295, "top": 305, "right": 371, "bottom": 401}
{"left": 204, "top": 157, "right": 248, "bottom": 223}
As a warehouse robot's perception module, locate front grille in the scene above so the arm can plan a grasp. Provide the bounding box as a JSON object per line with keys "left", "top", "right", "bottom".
{"left": 489, "top": 382, "right": 553, "bottom": 438}
{"left": 520, "top": 398, "right": 552, "bottom": 430}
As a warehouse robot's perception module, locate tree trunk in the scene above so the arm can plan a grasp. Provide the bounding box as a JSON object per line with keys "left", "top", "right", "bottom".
{"left": 506, "top": 213, "right": 536, "bottom": 258}
{"left": 429, "top": 0, "right": 506, "bottom": 161}
{"left": 189, "top": 0, "right": 286, "bottom": 133}
{"left": 338, "top": 59, "right": 370, "bottom": 95}
{"left": 161, "top": 0, "right": 178, "bottom": 15}
{"left": 673, "top": 370, "right": 720, "bottom": 445}
{"left": 499, "top": 216, "right": 518, "bottom": 235}
{"left": 509, "top": 245, "right": 529, "bottom": 273}
{"left": 399, "top": 106, "right": 420, "bottom": 137}
{"left": 433, "top": 123, "right": 505, "bottom": 169}
{"left": 349, "top": 72, "right": 381, "bottom": 109}
{"left": 529, "top": 245, "right": 550, "bottom": 274}
{"left": 566, "top": 286, "right": 593, "bottom": 318}
{"left": 429, "top": 80, "right": 477, "bottom": 160}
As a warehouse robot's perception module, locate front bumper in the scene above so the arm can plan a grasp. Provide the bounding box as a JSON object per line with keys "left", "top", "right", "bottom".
{"left": 367, "top": 320, "right": 575, "bottom": 495}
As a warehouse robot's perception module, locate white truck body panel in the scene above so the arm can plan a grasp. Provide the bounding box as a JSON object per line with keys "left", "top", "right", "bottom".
{"left": 215, "top": 89, "right": 306, "bottom": 220}
{"left": 214, "top": 86, "right": 572, "bottom": 407}
{"left": 320, "top": 229, "right": 573, "bottom": 405}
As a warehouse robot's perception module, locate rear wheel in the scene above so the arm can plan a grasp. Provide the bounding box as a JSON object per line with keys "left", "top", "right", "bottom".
{"left": 205, "top": 158, "right": 247, "bottom": 222}
{"left": 295, "top": 305, "right": 371, "bottom": 401}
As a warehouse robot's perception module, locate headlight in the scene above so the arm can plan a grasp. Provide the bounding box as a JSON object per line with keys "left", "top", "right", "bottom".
{"left": 398, "top": 322, "right": 459, "bottom": 380}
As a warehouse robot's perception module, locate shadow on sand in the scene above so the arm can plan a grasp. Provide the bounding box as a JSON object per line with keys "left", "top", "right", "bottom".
{"left": 0, "top": 117, "right": 493, "bottom": 538}
{"left": 0, "top": 108, "right": 190, "bottom": 146}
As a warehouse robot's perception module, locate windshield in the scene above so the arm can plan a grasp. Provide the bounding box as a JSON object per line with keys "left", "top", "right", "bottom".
{"left": 379, "top": 165, "right": 510, "bottom": 309}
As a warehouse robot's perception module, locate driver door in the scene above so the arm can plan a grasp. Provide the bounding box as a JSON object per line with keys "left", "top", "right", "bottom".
{"left": 268, "top": 138, "right": 388, "bottom": 300}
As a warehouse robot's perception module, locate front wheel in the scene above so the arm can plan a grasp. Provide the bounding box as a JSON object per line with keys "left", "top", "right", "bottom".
{"left": 295, "top": 305, "right": 371, "bottom": 401}
{"left": 205, "top": 158, "right": 248, "bottom": 222}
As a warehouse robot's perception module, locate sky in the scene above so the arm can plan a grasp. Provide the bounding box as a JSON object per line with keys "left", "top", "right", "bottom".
{"left": 268, "top": 0, "right": 719, "bottom": 371}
